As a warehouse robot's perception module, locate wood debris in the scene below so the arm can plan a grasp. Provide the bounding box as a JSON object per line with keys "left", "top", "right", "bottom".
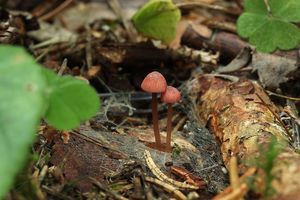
{"left": 145, "top": 177, "right": 188, "bottom": 200}
{"left": 144, "top": 150, "right": 199, "bottom": 190}
{"left": 170, "top": 166, "right": 206, "bottom": 189}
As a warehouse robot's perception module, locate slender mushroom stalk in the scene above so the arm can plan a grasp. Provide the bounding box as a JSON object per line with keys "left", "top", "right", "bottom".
{"left": 161, "top": 86, "right": 181, "bottom": 151}
{"left": 166, "top": 103, "right": 173, "bottom": 150}
{"left": 141, "top": 71, "right": 167, "bottom": 148}
{"left": 151, "top": 93, "right": 161, "bottom": 145}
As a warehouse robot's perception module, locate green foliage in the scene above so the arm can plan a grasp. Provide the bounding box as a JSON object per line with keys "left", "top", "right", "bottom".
{"left": 257, "top": 137, "right": 284, "bottom": 197}
{"left": 246, "top": 136, "right": 286, "bottom": 197}
{"left": 43, "top": 70, "right": 100, "bottom": 130}
{"left": 171, "top": 143, "right": 181, "bottom": 158}
{"left": 0, "top": 45, "right": 100, "bottom": 199}
{"left": 132, "top": 0, "right": 181, "bottom": 44}
{"left": 0, "top": 46, "right": 47, "bottom": 199}
{"left": 237, "top": 0, "right": 300, "bottom": 52}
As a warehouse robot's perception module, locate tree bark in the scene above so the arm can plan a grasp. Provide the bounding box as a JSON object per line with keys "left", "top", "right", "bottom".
{"left": 186, "top": 74, "right": 300, "bottom": 197}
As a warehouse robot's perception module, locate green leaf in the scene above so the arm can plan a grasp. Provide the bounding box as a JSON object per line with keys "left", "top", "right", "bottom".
{"left": 43, "top": 69, "right": 100, "bottom": 130}
{"left": 269, "top": 0, "right": 300, "bottom": 22}
{"left": 0, "top": 45, "right": 100, "bottom": 198}
{"left": 237, "top": 0, "right": 300, "bottom": 52}
{"left": 132, "top": 0, "right": 181, "bottom": 44}
{"left": 0, "top": 45, "right": 46, "bottom": 199}
{"left": 244, "top": 0, "right": 268, "bottom": 14}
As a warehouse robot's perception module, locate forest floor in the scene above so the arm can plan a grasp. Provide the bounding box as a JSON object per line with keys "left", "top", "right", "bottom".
{"left": 2, "top": 0, "right": 300, "bottom": 199}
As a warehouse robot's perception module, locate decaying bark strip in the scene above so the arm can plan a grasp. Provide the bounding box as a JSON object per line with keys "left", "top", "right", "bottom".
{"left": 186, "top": 74, "right": 300, "bottom": 197}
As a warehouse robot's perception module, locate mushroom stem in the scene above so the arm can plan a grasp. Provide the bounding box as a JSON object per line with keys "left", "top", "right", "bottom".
{"left": 166, "top": 103, "right": 173, "bottom": 150}
{"left": 152, "top": 93, "right": 161, "bottom": 147}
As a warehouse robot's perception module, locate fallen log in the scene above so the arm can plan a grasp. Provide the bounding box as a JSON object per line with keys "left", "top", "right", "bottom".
{"left": 185, "top": 74, "right": 300, "bottom": 198}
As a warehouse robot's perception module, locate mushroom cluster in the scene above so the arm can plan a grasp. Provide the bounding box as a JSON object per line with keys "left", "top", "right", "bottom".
{"left": 141, "top": 71, "right": 181, "bottom": 151}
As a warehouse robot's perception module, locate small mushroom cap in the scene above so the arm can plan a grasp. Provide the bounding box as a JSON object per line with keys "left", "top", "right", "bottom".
{"left": 161, "top": 86, "right": 181, "bottom": 103}
{"left": 141, "top": 71, "right": 167, "bottom": 93}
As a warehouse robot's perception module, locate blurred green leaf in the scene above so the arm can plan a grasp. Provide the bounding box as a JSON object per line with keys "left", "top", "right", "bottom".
{"left": 0, "top": 45, "right": 100, "bottom": 198}
{"left": 0, "top": 45, "right": 46, "bottom": 199}
{"left": 132, "top": 0, "right": 181, "bottom": 44}
{"left": 43, "top": 70, "right": 100, "bottom": 130}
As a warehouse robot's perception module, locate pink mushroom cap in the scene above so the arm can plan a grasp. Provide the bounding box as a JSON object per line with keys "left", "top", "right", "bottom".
{"left": 141, "top": 71, "right": 167, "bottom": 93}
{"left": 161, "top": 86, "right": 181, "bottom": 103}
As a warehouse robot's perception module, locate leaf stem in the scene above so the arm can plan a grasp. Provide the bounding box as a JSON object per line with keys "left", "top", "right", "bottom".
{"left": 264, "top": 0, "right": 272, "bottom": 16}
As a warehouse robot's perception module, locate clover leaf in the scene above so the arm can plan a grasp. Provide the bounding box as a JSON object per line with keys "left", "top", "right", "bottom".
{"left": 237, "top": 0, "right": 300, "bottom": 52}
{"left": 0, "top": 45, "right": 47, "bottom": 199}
{"left": 0, "top": 45, "right": 100, "bottom": 198}
{"left": 132, "top": 0, "right": 181, "bottom": 44}
{"left": 43, "top": 69, "right": 100, "bottom": 130}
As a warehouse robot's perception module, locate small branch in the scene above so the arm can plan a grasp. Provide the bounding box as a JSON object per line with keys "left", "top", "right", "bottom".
{"left": 58, "top": 58, "right": 68, "bottom": 75}
{"left": 145, "top": 177, "right": 187, "bottom": 200}
{"left": 40, "top": 0, "right": 73, "bottom": 21}
{"left": 107, "top": 0, "right": 137, "bottom": 42}
{"left": 176, "top": 2, "right": 240, "bottom": 16}
{"left": 144, "top": 150, "right": 199, "bottom": 190}
{"left": 266, "top": 90, "right": 300, "bottom": 101}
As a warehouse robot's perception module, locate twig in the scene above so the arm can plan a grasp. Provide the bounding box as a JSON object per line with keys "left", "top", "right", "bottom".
{"left": 213, "top": 167, "right": 256, "bottom": 200}
{"left": 58, "top": 58, "right": 68, "bottom": 75}
{"left": 35, "top": 47, "right": 51, "bottom": 62}
{"left": 39, "top": 165, "right": 49, "bottom": 183}
{"left": 266, "top": 90, "right": 300, "bottom": 101}
{"left": 145, "top": 177, "right": 187, "bottom": 200}
{"left": 172, "top": 116, "right": 187, "bottom": 136}
{"left": 32, "top": 169, "right": 46, "bottom": 200}
{"left": 229, "top": 156, "right": 244, "bottom": 200}
{"left": 213, "top": 183, "right": 247, "bottom": 200}
{"left": 144, "top": 150, "right": 199, "bottom": 190}
{"left": 107, "top": 0, "right": 137, "bottom": 42}
{"left": 207, "top": 74, "right": 240, "bottom": 82}
{"left": 264, "top": 0, "right": 272, "bottom": 15}
{"left": 40, "top": 0, "right": 73, "bottom": 21}
{"left": 85, "top": 25, "right": 93, "bottom": 70}
{"left": 89, "top": 177, "right": 129, "bottom": 200}
{"left": 170, "top": 166, "right": 206, "bottom": 188}
{"left": 97, "top": 77, "right": 113, "bottom": 93}
{"left": 176, "top": 2, "right": 240, "bottom": 15}
{"left": 229, "top": 157, "right": 239, "bottom": 189}
{"left": 42, "top": 185, "right": 73, "bottom": 200}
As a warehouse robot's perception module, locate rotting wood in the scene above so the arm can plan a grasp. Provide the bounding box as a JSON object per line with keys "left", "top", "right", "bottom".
{"left": 186, "top": 74, "right": 300, "bottom": 197}
{"left": 181, "top": 28, "right": 248, "bottom": 62}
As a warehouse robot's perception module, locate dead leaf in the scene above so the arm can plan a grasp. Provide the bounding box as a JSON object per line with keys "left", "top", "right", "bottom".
{"left": 252, "top": 52, "right": 298, "bottom": 90}
{"left": 217, "top": 47, "right": 251, "bottom": 73}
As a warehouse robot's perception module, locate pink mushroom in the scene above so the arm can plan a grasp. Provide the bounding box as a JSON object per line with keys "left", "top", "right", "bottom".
{"left": 161, "top": 86, "right": 181, "bottom": 150}
{"left": 141, "top": 71, "right": 167, "bottom": 148}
